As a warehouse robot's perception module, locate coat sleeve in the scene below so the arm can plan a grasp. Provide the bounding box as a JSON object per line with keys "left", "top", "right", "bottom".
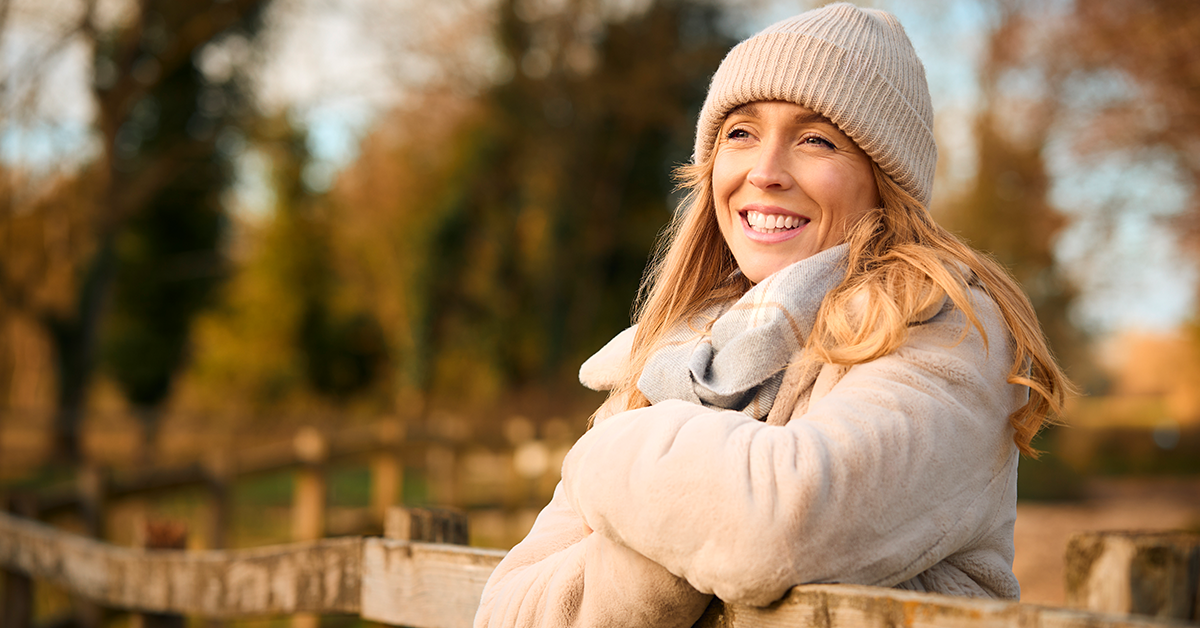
{"left": 473, "top": 482, "right": 712, "bottom": 628}
{"left": 560, "top": 296, "right": 1025, "bottom": 606}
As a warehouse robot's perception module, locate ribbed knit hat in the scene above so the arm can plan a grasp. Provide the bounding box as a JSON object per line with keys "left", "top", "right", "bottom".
{"left": 694, "top": 3, "right": 937, "bottom": 206}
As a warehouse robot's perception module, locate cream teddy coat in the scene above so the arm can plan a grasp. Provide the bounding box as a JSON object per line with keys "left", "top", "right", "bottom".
{"left": 474, "top": 284, "right": 1026, "bottom": 628}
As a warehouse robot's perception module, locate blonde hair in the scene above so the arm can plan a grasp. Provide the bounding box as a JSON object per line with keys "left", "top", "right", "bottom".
{"left": 603, "top": 143, "right": 1070, "bottom": 457}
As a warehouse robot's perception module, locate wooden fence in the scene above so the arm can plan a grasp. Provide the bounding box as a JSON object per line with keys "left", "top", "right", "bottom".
{"left": 0, "top": 418, "right": 558, "bottom": 626}
{"left": 3, "top": 420, "right": 1198, "bottom": 627}
{"left": 2, "top": 508, "right": 1197, "bottom": 628}
{"left": 5, "top": 419, "right": 568, "bottom": 549}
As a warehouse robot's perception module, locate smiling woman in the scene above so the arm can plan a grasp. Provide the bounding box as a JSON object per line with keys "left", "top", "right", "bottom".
{"left": 713, "top": 102, "right": 879, "bottom": 283}
{"left": 474, "top": 3, "right": 1073, "bottom": 627}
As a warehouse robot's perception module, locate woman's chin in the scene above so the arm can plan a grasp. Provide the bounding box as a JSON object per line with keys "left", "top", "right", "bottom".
{"left": 741, "top": 261, "right": 793, "bottom": 284}
{"left": 737, "top": 251, "right": 820, "bottom": 284}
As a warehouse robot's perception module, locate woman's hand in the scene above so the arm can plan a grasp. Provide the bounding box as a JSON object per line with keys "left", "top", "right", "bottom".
{"left": 474, "top": 481, "right": 710, "bottom": 628}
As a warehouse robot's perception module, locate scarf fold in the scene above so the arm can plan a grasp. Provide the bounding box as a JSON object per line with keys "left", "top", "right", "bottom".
{"left": 637, "top": 244, "right": 850, "bottom": 420}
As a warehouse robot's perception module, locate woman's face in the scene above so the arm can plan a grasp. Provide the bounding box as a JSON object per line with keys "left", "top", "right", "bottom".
{"left": 712, "top": 100, "right": 879, "bottom": 284}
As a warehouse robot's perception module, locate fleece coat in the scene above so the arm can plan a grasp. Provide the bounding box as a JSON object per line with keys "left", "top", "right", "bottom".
{"left": 474, "top": 284, "right": 1026, "bottom": 628}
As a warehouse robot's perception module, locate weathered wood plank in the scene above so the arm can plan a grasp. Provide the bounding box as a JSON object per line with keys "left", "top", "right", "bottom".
{"left": 131, "top": 517, "right": 189, "bottom": 628}
{"left": 360, "top": 538, "right": 505, "bottom": 628}
{"left": 0, "top": 511, "right": 361, "bottom": 618}
{"left": 385, "top": 506, "right": 469, "bottom": 545}
{"left": 5, "top": 508, "right": 1197, "bottom": 628}
{"left": 1066, "top": 530, "right": 1200, "bottom": 621}
{"left": 697, "top": 583, "right": 1196, "bottom": 628}
{"left": 2, "top": 496, "right": 36, "bottom": 628}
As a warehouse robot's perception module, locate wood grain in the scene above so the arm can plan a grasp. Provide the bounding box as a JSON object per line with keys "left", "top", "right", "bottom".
{"left": 360, "top": 538, "right": 505, "bottom": 628}
{"left": 701, "top": 584, "right": 1197, "bottom": 628}
{"left": 0, "top": 511, "right": 361, "bottom": 617}
{"left": 1066, "top": 530, "right": 1200, "bottom": 621}
{"left": 3, "top": 510, "right": 1196, "bottom": 628}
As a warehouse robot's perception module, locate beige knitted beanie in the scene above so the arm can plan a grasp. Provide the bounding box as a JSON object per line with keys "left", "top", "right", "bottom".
{"left": 694, "top": 2, "right": 937, "bottom": 206}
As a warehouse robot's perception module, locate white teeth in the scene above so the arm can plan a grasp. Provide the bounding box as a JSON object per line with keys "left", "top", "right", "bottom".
{"left": 744, "top": 210, "right": 805, "bottom": 234}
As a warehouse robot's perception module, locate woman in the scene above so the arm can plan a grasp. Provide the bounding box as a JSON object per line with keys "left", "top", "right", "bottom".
{"left": 475, "top": 3, "right": 1069, "bottom": 626}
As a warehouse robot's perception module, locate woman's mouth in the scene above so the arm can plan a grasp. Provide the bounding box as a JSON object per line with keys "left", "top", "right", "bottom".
{"left": 744, "top": 210, "right": 809, "bottom": 234}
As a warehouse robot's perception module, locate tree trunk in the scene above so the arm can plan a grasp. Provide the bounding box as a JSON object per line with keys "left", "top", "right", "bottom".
{"left": 48, "top": 234, "right": 117, "bottom": 463}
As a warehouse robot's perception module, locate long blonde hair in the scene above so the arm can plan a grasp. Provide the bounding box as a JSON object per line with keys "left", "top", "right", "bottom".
{"left": 604, "top": 141, "right": 1070, "bottom": 457}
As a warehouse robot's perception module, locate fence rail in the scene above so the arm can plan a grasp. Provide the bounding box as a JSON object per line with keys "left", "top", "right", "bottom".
{"left": 1, "top": 510, "right": 1194, "bottom": 628}
{"left": 14, "top": 422, "right": 408, "bottom": 520}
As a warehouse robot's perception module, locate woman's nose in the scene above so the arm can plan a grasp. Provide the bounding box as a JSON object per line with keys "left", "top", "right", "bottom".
{"left": 746, "top": 143, "right": 793, "bottom": 190}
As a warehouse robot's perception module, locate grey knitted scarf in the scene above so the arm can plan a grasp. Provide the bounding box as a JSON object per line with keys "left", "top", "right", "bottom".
{"left": 637, "top": 244, "right": 850, "bottom": 420}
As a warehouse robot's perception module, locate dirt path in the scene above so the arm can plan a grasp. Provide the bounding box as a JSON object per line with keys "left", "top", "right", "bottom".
{"left": 1013, "top": 477, "right": 1200, "bottom": 605}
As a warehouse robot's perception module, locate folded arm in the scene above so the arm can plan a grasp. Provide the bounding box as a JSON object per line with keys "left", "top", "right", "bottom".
{"left": 474, "top": 482, "right": 711, "bottom": 628}
{"left": 561, "top": 304, "right": 1023, "bottom": 605}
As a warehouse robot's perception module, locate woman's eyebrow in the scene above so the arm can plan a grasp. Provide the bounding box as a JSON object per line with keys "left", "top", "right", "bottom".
{"left": 796, "top": 111, "right": 834, "bottom": 126}
{"left": 725, "top": 103, "right": 834, "bottom": 127}
{"left": 727, "top": 103, "right": 760, "bottom": 119}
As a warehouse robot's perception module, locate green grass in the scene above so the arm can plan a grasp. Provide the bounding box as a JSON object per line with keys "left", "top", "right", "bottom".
{"left": 328, "top": 466, "right": 371, "bottom": 507}
{"left": 234, "top": 471, "right": 297, "bottom": 508}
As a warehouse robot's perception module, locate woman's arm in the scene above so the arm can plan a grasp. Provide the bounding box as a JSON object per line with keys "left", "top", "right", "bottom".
{"left": 560, "top": 293, "right": 1024, "bottom": 605}
{"left": 474, "top": 481, "right": 712, "bottom": 628}
{"left": 477, "top": 328, "right": 714, "bottom": 628}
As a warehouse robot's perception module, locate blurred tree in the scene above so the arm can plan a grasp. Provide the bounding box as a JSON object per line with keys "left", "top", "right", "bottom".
{"left": 1105, "top": 328, "right": 1200, "bottom": 425}
{"left": 959, "top": 0, "right": 1200, "bottom": 388}
{"left": 0, "top": 0, "right": 270, "bottom": 461}
{"left": 184, "top": 118, "right": 389, "bottom": 414}
{"left": 938, "top": 1, "right": 1093, "bottom": 388}
{"left": 336, "top": 0, "right": 738, "bottom": 410}
{"left": 1053, "top": 0, "right": 1200, "bottom": 241}
{"left": 0, "top": 166, "right": 99, "bottom": 415}
{"left": 99, "top": 5, "right": 268, "bottom": 462}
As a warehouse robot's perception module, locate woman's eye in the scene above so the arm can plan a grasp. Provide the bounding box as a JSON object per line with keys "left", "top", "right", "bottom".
{"left": 726, "top": 128, "right": 751, "bottom": 140}
{"left": 803, "top": 135, "right": 835, "bottom": 149}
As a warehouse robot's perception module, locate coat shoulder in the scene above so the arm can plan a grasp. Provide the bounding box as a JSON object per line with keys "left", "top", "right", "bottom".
{"left": 579, "top": 326, "right": 637, "bottom": 391}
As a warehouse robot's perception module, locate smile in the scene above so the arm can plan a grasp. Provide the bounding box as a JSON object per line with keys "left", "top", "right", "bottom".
{"left": 744, "top": 210, "right": 808, "bottom": 234}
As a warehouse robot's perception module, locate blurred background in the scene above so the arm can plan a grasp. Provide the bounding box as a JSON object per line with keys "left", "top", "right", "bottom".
{"left": 1, "top": 0, "right": 1198, "bottom": 619}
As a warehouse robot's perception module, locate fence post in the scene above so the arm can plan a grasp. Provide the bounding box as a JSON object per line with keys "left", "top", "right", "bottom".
{"left": 292, "top": 427, "right": 328, "bottom": 628}
{"left": 292, "top": 427, "right": 328, "bottom": 543}
{"left": 426, "top": 445, "right": 457, "bottom": 507}
{"left": 1, "top": 495, "right": 36, "bottom": 628}
{"left": 78, "top": 462, "right": 109, "bottom": 539}
{"left": 76, "top": 463, "right": 109, "bottom": 628}
{"left": 130, "top": 518, "right": 188, "bottom": 628}
{"left": 370, "top": 420, "right": 404, "bottom": 527}
{"left": 384, "top": 506, "right": 469, "bottom": 544}
{"left": 1065, "top": 530, "right": 1200, "bottom": 621}
{"left": 203, "top": 449, "right": 232, "bottom": 552}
